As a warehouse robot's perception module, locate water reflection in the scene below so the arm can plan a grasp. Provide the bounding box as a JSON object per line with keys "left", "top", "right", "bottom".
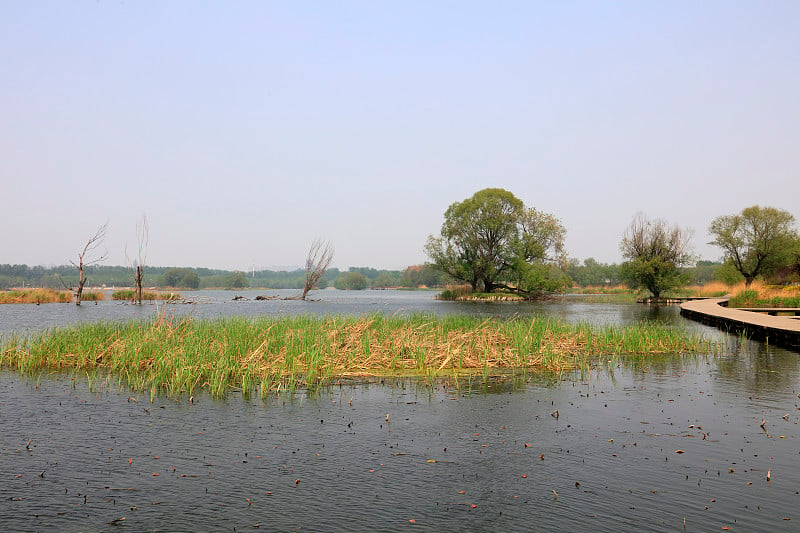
{"left": 714, "top": 337, "right": 800, "bottom": 396}
{"left": 2, "top": 358, "right": 798, "bottom": 532}
{"left": 3, "top": 290, "right": 800, "bottom": 530}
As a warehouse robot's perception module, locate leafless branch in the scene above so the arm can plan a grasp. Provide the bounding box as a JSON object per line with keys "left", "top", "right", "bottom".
{"left": 136, "top": 214, "right": 148, "bottom": 269}
{"left": 300, "top": 239, "right": 334, "bottom": 300}
{"left": 70, "top": 222, "right": 108, "bottom": 305}
{"left": 71, "top": 222, "right": 109, "bottom": 269}
{"left": 126, "top": 215, "right": 149, "bottom": 304}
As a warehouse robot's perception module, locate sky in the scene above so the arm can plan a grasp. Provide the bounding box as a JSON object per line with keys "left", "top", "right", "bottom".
{"left": 2, "top": 1, "right": 799, "bottom": 271}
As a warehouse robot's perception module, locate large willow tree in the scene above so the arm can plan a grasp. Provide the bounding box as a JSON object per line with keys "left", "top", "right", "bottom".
{"left": 425, "top": 188, "right": 569, "bottom": 297}
{"left": 619, "top": 213, "right": 694, "bottom": 298}
{"left": 709, "top": 205, "right": 799, "bottom": 287}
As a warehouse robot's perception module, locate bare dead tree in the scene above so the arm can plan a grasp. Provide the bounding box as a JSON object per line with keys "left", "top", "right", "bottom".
{"left": 126, "top": 214, "right": 149, "bottom": 304}
{"left": 300, "top": 239, "right": 334, "bottom": 300}
{"left": 70, "top": 222, "right": 109, "bottom": 306}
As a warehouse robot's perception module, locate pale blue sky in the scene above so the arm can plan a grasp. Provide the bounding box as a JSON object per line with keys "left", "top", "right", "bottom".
{"left": 2, "top": 1, "right": 798, "bottom": 270}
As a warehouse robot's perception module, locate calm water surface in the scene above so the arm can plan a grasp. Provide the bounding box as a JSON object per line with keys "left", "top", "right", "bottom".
{"left": 1, "top": 291, "right": 798, "bottom": 531}
{"left": 0, "top": 289, "right": 685, "bottom": 337}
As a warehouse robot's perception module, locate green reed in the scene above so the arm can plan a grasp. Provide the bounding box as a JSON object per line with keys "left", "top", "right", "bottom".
{"left": 728, "top": 289, "right": 800, "bottom": 309}
{"left": 111, "top": 290, "right": 181, "bottom": 301}
{"left": 1, "top": 313, "right": 717, "bottom": 399}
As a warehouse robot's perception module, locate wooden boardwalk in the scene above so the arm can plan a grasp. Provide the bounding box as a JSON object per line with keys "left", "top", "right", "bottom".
{"left": 637, "top": 296, "right": 710, "bottom": 304}
{"left": 680, "top": 298, "right": 800, "bottom": 350}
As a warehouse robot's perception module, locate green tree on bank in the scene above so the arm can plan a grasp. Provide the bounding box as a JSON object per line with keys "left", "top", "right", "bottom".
{"left": 620, "top": 214, "right": 694, "bottom": 298}
{"left": 566, "top": 258, "right": 622, "bottom": 286}
{"left": 709, "top": 205, "right": 800, "bottom": 287}
{"left": 425, "top": 188, "right": 569, "bottom": 297}
{"left": 227, "top": 271, "right": 249, "bottom": 289}
{"left": 335, "top": 271, "right": 368, "bottom": 290}
{"left": 160, "top": 268, "right": 200, "bottom": 289}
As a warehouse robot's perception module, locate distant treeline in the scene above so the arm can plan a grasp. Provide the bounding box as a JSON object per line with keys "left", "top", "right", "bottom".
{"left": 0, "top": 264, "right": 450, "bottom": 291}
{"left": 0, "top": 259, "right": 746, "bottom": 292}
{"left": 566, "top": 258, "right": 743, "bottom": 287}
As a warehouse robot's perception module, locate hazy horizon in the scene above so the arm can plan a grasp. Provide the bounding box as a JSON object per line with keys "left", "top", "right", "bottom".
{"left": 3, "top": 2, "right": 798, "bottom": 271}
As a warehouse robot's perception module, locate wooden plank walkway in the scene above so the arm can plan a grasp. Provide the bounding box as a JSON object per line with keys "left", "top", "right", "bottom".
{"left": 637, "top": 296, "right": 711, "bottom": 304}
{"left": 734, "top": 308, "right": 800, "bottom": 317}
{"left": 680, "top": 298, "right": 800, "bottom": 350}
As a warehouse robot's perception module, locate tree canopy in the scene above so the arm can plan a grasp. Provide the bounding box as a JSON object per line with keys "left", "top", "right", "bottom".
{"left": 620, "top": 214, "right": 694, "bottom": 298}
{"left": 335, "top": 271, "right": 368, "bottom": 290}
{"left": 709, "top": 205, "right": 799, "bottom": 287}
{"left": 227, "top": 271, "right": 249, "bottom": 289}
{"left": 161, "top": 268, "right": 200, "bottom": 289}
{"left": 425, "top": 188, "right": 569, "bottom": 297}
{"left": 566, "top": 258, "right": 622, "bottom": 286}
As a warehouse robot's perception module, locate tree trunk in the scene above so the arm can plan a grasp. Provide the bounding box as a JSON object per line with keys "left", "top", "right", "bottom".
{"left": 76, "top": 267, "right": 85, "bottom": 306}
{"left": 135, "top": 265, "right": 144, "bottom": 304}
{"left": 72, "top": 222, "right": 108, "bottom": 306}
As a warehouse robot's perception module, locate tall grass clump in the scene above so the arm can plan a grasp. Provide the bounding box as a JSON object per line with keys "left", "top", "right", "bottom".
{"left": 660, "top": 280, "right": 800, "bottom": 302}
{"left": 723, "top": 281, "right": 800, "bottom": 308}
{"left": 569, "top": 285, "right": 634, "bottom": 296}
{"left": 1, "top": 313, "right": 717, "bottom": 399}
{"left": 728, "top": 285, "right": 800, "bottom": 308}
{"left": 80, "top": 291, "right": 104, "bottom": 301}
{"left": 112, "top": 290, "right": 181, "bottom": 301}
{"left": 0, "top": 288, "right": 72, "bottom": 304}
{"left": 688, "top": 281, "right": 733, "bottom": 298}
{"left": 437, "top": 285, "right": 527, "bottom": 301}
{"left": 437, "top": 284, "right": 474, "bottom": 300}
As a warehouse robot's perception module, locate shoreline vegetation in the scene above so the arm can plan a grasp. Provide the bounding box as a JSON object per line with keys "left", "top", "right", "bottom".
{"left": 111, "top": 289, "right": 181, "bottom": 301}
{"left": 0, "top": 288, "right": 102, "bottom": 304}
{"left": 3, "top": 281, "right": 797, "bottom": 308}
{"left": 1, "top": 313, "right": 717, "bottom": 399}
{"left": 725, "top": 282, "right": 800, "bottom": 308}
{"left": 439, "top": 281, "right": 800, "bottom": 307}
{"left": 0, "top": 288, "right": 181, "bottom": 304}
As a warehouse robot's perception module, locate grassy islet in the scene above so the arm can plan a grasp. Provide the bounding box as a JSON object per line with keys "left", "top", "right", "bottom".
{"left": 1, "top": 313, "right": 717, "bottom": 399}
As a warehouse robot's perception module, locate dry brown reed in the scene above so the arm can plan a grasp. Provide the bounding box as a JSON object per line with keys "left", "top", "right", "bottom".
{"left": 0, "top": 288, "right": 73, "bottom": 304}
{"left": 694, "top": 281, "right": 800, "bottom": 300}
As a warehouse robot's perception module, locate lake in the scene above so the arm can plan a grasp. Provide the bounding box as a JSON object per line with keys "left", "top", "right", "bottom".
{"left": 1, "top": 290, "right": 798, "bottom": 531}
{"left": 0, "top": 289, "right": 686, "bottom": 337}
